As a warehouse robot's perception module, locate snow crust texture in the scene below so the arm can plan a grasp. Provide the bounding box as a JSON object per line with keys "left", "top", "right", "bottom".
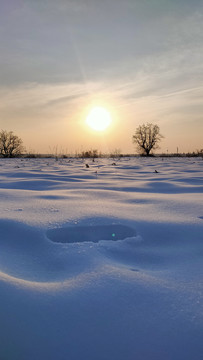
{"left": 0, "top": 157, "right": 202, "bottom": 360}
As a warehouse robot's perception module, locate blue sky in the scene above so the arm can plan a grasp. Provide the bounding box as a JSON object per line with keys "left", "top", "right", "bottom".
{"left": 0, "top": 0, "right": 202, "bottom": 154}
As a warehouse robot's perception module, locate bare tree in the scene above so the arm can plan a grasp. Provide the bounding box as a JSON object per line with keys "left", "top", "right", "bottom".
{"left": 132, "top": 123, "right": 163, "bottom": 156}
{"left": 0, "top": 130, "right": 25, "bottom": 158}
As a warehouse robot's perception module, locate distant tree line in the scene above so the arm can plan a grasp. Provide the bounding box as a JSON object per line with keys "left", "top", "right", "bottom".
{"left": 81, "top": 149, "right": 99, "bottom": 159}
{"left": 0, "top": 126, "right": 202, "bottom": 158}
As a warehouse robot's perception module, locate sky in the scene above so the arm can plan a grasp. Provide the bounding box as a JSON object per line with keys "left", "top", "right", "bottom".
{"left": 0, "top": 0, "right": 202, "bottom": 155}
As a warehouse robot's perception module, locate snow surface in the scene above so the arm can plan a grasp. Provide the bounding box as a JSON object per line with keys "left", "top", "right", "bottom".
{"left": 0, "top": 156, "right": 203, "bottom": 360}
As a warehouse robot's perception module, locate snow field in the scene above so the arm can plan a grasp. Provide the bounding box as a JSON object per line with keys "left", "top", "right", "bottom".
{"left": 0, "top": 157, "right": 202, "bottom": 359}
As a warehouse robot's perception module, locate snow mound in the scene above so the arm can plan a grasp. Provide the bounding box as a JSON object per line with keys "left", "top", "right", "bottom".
{"left": 0, "top": 219, "right": 100, "bottom": 282}
{"left": 46, "top": 224, "right": 136, "bottom": 243}
{"left": 0, "top": 219, "right": 140, "bottom": 285}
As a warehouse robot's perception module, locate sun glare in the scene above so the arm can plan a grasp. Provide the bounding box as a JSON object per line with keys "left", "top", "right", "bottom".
{"left": 86, "top": 106, "right": 112, "bottom": 131}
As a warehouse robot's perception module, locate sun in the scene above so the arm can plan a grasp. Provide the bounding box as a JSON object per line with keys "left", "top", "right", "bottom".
{"left": 86, "top": 106, "right": 112, "bottom": 131}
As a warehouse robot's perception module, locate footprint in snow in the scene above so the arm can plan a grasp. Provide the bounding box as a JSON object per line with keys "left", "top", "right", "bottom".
{"left": 47, "top": 224, "right": 136, "bottom": 244}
